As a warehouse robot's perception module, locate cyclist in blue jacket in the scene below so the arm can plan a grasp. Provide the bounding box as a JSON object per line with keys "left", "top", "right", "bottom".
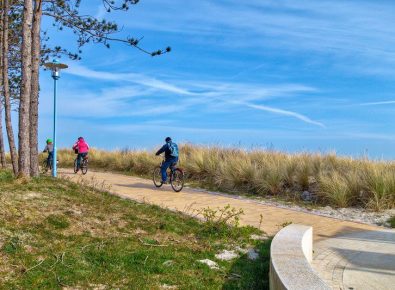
{"left": 155, "top": 137, "right": 179, "bottom": 183}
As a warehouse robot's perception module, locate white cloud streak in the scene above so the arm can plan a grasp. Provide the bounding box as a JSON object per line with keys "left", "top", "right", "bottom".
{"left": 237, "top": 102, "right": 325, "bottom": 128}
{"left": 66, "top": 63, "right": 194, "bottom": 95}
{"left": 360, "top": 100, "right": 395, "bottom": 106}
{"left": 60, "top": 63, "right": 324, "bottom": 126}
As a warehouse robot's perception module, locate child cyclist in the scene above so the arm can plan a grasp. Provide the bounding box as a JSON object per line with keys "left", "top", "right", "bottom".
{"left": 43, "top": 139, "right": 54, "bottom": 168}
{"left": 72, "top": 137, "right": 89, "bottom": 172}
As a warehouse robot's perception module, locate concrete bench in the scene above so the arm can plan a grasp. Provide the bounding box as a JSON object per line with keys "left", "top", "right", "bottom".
{"left": 269, "top": 224, "right": 330, "bottom": 290}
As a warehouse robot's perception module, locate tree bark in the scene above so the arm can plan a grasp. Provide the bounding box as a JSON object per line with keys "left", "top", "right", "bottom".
{"left": 0, "top": 95, "right": 5, "bottom": 167}
{"left": 0, "top": 108, "right": 6, "bottom": 168}
{"left": 0, "top": 94, "right": 5, "bottom": 167}
{"left": 0, "top": 89, "right": 6, "bottom": 169}
{"left": 2, "top": 0, "right": 19, "bottom": 175}
{"left": 18, "top": 0, "right": 33, "bottom": 178}
{"left": 2, "top": 0, "right": 18, "bottom": 174}
{"left": 29, "top": 0, "right": 42, "bottom": 177}
{"left": 0, "top": 10, "right": 7, "bottom": 168}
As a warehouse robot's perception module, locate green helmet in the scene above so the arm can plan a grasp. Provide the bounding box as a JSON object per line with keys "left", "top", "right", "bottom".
{"left": 46, "top": 138, "right": 53, "bottom": 143}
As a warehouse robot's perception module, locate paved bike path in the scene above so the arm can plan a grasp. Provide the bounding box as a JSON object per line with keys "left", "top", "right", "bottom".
{"left": 60, "top": 169, "right": 380, "bottom": 239}
{"left": 60, "top": 169, "right": 395, "bottom": 290}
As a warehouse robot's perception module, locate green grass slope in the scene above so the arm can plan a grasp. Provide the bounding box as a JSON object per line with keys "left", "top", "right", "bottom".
{"left": 0, "top": 170, "right": 270, "bottom": 289}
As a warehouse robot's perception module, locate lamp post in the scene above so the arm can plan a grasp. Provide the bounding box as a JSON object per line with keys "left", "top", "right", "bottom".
{"left": 44, "top": 59, "right": 68, "bottom": 177}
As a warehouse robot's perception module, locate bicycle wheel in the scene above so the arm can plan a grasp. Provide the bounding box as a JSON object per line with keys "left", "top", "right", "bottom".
{"left": 171, "top": 168, "right": 184, "bottom": 192}
{"left": 81, "top": 159, "right": 88, "bottom": 175}
{"left": 73, "top": 159, "right": 79, "bottom": 173}
{"left": 42, "top": 160, "right": 49, "bottom": 173}
{"left": 153, "top": 167, "right": 163, "bottom": 187}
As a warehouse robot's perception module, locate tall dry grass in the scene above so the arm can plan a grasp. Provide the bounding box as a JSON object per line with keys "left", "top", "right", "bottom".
{"left": 53, "top": 145, "right": 395, "bottom": 211}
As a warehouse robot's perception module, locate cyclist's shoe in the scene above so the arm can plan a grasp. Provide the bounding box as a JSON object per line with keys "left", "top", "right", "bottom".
{"left": 162, "top": 180, "right": 168, "bottom": 184}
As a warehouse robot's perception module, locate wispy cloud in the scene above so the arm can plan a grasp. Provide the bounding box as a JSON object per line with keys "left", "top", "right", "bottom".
{"left": 120, "top": 0, "right": 395, "bottom": 76}
{"left": 66, "top": 63, "right": 194, "bottom": 95}
{"left": 62, "top": 64, "right": 323, "bottom": 126}
{"left": 60, "top": 121, "right": 387, "bottom": 143}
{"left": 360, "top": 100, "right": 395, "bottom": 106}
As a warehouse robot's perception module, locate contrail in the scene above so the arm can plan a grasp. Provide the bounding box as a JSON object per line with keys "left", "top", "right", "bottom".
{"left": 237, "top": 101, "right": 325, "bottom": 128}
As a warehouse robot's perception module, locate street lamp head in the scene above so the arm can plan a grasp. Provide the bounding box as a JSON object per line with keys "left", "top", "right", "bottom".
{"left": 44, "top": 59, "right": 68, "bottom": 79}
{"left": 44, "top": 58, "right": 68, "bottom": 70}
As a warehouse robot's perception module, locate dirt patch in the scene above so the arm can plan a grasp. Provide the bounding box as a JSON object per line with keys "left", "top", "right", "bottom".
{"left": 134, "top": 228, "right": 147, "bottom": 235}
{"left": 20, "top": 192, "right": 43, "bottom": 200}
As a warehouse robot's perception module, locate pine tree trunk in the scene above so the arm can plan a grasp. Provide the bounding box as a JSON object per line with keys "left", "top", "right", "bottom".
{"left": 0, "top": 100, "right": 6, "bottom": 168}
{"left": 0, "top": 11, "right": 7, "bottom": 169}
{"left": 18, "top": 0, "right": 33, "bottom": 178}
{"left": 29, "top": 0, "right": 42, "bottom": 177}
{"left": 0, "top": 114, "right": 6, "bottom": 167}
{"left": 0, "top": 98, "right": 6, "bottom": 167}
{"left": 0, "top": 89, "right": 6, "bottom": 168}
{"left": 2, "top": 0, "right": 19, "bottom": 175}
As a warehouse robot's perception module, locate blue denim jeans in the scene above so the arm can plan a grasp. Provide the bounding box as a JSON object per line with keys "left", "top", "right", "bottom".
{"left": 77, "top": 153, "right": 88, "bottom": 168}
{"left": 161, "top": 157, "right": 178, "bottom": 182}
{"left": 47, "top": 152, "right": 54, "bottom": 167}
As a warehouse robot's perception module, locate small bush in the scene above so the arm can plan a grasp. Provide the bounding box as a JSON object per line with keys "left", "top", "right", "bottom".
{"left": 194, "top": 204, "right": 256, "bottom": 239}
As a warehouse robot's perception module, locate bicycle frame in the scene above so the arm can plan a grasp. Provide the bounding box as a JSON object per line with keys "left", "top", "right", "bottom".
{"left": 154, "top": 155, "right": 185, "bottom": 192}
{"left": 74, "top": 152, "right": 89, "bottom": 175}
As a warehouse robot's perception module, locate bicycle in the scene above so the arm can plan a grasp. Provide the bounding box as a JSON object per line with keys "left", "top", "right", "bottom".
{"left": 153, "top": 158, "right": 185, "bottom": 192}
{"left": 42, "top": 158, "right": 53, "bottom": 174}
{"left": 74, "top": 155, "right": 88, "bottom": 175}
{"left": 42, "top": 158, "right": 59, "bottom": 174}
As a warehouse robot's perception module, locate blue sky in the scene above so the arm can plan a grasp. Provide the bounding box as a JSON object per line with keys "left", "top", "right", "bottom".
{"left": 35, "top": 0, "right": 395, "bottom": 158}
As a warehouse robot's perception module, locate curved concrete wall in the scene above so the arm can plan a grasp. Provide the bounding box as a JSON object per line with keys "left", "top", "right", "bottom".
{"left": 269, "top": 224, "right": 330, "bottom": 290}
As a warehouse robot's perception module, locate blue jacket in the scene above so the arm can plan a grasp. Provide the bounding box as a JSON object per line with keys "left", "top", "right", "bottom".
{"left": 156, "top": 142, "right": 177, "bottom": 160}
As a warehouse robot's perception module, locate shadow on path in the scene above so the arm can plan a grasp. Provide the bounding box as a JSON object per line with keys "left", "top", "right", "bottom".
{"left": 333, "top": 227, "right": 395, "bottom": 244}
{"left": 115, "top": 182, "right": 162, "bottom": 190}
{"left": 331, "top": 229, "right": 395, "bottom": 274}
{"left": 114, "top": 183, "right": 184, "bottom": 194}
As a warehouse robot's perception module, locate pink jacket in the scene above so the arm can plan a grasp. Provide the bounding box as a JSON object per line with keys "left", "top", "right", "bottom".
{"left": 73, "top": 139, "right": 89, "bottom": 153}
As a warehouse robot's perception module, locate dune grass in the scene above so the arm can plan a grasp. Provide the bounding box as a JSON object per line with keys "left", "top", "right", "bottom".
{"left": 53, "top": 145, "right": 395, "bottom": 211}
{"left": 388, "top": 216, "right": 395, "bottom": 228}
{"left": 0, "top": 170, "right": 270, "bottom": 289}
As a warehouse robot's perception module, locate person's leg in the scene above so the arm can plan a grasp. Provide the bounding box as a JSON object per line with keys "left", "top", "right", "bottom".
{"left": 81, "top": 153, "right": 87, "bottom": 166}
{"left": 161, "top": 160, "right": 172, "bottom": 182}
{"left": 170, "top": 157, "right": 178, "bottom": 171}
{"left": 48, "top": 152, "right": 53, "bottom": 167}
{"left": 77, "top": 153, "right": 82, "bottom": 169}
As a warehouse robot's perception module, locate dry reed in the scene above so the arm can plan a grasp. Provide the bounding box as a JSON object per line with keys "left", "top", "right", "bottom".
{"left": 52, "top": 145, "right": 395, "bottom": 211}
